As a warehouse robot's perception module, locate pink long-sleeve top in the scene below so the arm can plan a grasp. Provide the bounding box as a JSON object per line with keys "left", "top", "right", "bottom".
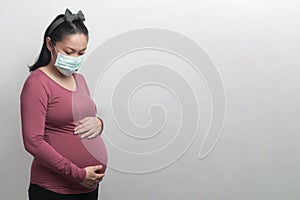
{"left": 20, "top": 69, "right": 107, "bottom": 194}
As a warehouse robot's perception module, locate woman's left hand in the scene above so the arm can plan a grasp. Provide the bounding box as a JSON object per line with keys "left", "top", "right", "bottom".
{"left": 74, "top": 117, "right": 103, "bottom": 139}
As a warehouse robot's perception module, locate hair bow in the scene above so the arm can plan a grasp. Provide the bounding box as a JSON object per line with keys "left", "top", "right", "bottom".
{"left": 64, "top": 8, "right": 85, "bottom": 23}
{"left": 47, "top": 8, "right": 86, "bottom": 35}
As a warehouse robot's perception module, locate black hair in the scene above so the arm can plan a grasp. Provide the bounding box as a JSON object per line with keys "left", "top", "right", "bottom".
{"left": 29, "top": 14, "right": 89, "bottom": 71}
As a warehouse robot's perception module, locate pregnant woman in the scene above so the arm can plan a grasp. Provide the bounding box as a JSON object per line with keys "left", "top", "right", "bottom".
{"left": 20, "top": 9, "right": 107, "bottom": 200}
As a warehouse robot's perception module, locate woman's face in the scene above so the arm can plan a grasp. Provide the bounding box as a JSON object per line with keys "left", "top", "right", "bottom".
{"left": 47, "top": 33, "right": 88, "bottom": 64}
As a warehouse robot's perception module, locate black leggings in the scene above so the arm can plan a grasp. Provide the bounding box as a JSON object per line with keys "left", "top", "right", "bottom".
{"left": 28, "top": 183, "right": 99, "bottom": 200}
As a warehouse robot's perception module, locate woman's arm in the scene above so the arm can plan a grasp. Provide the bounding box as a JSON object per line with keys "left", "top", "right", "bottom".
{"left": 74, "top": 73, "right": 104, "bottom": 139}
{"left": 20, "top": 75, "right": 86, "bottom": 183}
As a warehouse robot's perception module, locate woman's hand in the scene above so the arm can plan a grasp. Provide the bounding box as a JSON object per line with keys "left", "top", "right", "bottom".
{"left": 74, "top": 117, "right": 103, "bottom": 139}
{"left": 80, "top": 165, "right": 105, "bottom": 189}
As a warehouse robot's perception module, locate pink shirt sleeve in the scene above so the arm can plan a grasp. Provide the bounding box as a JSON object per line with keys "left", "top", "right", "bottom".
{"left": 20, "top": 74, "right": 86, "bottom": 183}
{"left": 80, "top": 75, "right": 104, "bottom": 133}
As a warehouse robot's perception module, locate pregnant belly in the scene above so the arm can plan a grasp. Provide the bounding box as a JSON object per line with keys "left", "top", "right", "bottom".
{"left": 49, "top": 133, "right": 108, "bottom": 174}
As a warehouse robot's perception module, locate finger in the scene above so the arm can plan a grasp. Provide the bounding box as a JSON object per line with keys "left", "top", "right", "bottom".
{"left": 79, "top": 117, "right": 91, "bottom": 124}
{"left": 95, "top": 173, "right": 105, "bottom": 180}
{"left": 76, "top": 122, "right": 95, "bottom": 134}
{"left": 94, "top": 165, "right": 103, "bottom": 172}
{"left": 75, "top": 126, "right": 90, "bottom": 135}
{"left": 80, "top": 129, "right": 95, "bottom": 138}
{"left": 74, "top": 123, "right": 90, "bottom": 134}
{"left": 75, "top": 123, "right": 88, "bottom": 130}
{"left": 87, "top": 131, "right": 100, "bottom": 139}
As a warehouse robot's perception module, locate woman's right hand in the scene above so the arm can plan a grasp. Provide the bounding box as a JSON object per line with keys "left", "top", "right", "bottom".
{"left": 80, "top": 165, "right": 105, "bottom": 189}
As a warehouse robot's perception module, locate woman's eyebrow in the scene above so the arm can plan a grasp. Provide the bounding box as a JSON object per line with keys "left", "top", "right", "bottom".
{"left": 65, "top": 47, "right": 87, "bottom": 51}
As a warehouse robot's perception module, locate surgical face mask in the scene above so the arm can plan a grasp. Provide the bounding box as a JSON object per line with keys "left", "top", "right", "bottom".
{"left": 52, "top": 46, "right": 85, "bottom": 76}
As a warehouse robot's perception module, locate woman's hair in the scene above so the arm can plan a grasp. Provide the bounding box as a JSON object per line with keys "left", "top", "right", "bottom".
{"left": 29, "top": 12, "right": 89, "bottom": 71}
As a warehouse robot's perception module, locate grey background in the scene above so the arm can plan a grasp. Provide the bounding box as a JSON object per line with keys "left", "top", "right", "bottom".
{"left": 0, "top": 0, "right": 299, "bottom": 199}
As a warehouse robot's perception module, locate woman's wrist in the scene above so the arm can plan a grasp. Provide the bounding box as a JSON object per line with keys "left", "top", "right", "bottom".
{"left": 96, "top": 116, "right": 104, "bottom": 134}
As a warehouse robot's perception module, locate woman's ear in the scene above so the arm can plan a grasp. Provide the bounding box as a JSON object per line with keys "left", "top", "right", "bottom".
{"left": 45, "top": 37, "right": 53, "bottom": 52}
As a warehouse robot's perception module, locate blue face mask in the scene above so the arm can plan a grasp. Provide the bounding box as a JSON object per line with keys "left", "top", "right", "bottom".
{"left": 53, "top": 46, "right": 85, "bottom": 76}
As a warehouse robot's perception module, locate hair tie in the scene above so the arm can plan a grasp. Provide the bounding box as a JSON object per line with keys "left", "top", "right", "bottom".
{"left": 48, "top": 8, "right": 85, "bottom": 36}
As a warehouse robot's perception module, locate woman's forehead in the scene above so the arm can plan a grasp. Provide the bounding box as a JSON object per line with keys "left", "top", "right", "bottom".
{"left": 57, "top": 33, "right": 88, "bottom": 48}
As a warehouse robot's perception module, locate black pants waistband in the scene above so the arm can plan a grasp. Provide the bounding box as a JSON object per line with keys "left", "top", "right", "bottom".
{"left": 28, "top": 183, "right": 99, "bottom": 200}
